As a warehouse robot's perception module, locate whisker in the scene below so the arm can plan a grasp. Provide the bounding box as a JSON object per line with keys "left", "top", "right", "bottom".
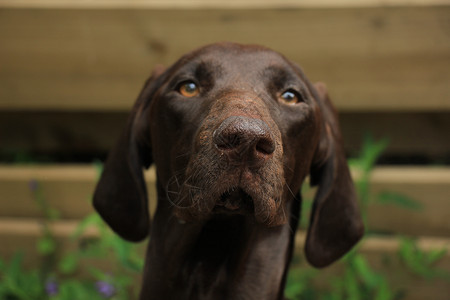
{"left": 165, "top": 174, "right": 188, "bottom": 209}
{"left": 285, "top": 182, "right": 296, "bottom": 199}
{"left": 175, "top": 151, "right": 192, "bottom": 160}
{"left": 282, "top": 161, "right": 295, "bottom": 174}
{"left": 183, "top": 183, "right": 202, "bottom": 191}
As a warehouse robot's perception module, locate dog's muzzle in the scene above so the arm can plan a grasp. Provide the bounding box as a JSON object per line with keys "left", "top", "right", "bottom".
{"left": 212, "top": 116, "right": 275, "bottom": 167}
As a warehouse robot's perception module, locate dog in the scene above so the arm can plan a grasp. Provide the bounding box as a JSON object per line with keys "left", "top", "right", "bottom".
{"left": 93, "top": 42, "right": 364, "bottom": 299}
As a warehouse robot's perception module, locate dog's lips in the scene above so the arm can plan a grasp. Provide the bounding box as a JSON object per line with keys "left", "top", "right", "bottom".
{"left": 215, "top": 187, "right": 254, "bottom": 213}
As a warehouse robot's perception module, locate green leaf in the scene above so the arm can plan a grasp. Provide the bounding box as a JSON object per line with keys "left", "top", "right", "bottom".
{"left": 47, "top": 208, "right": 61, "bottom": 220}
{"left": 350, "top": 135, "right": 389, "bottom": 174}
{"left": 374, "top": 278, "right": 393, "bottom": 300}
{"left": 343, "top": 268, "right": 360, "bottom": 300}
{"left": 7, "top": 252, "right": 24, "bottom": 278}
{"left": 110, "top": 235, "right": 145, "bottom": 272}
{"left": 112, "top": 234, "right": 130, "bottom": 255}
{"left": 72, "top": 213, "right": 102, "bottom": 239}
{"left": 425, "top": 248, "right": 447, "bottom": 265}
{"left": 88, "top": 267, "right": 108, "bottom": 280}
{"left": 121, "top": 256, "right": 144, "bottom": 272}
{"left": 0, "top": 257, "right": 5, "bottom": 272}
{"left": 59, "top": 280, "right": 101, "bottom": 300}
{"left": 352, "top": 255, "right": 380, "bottom": 288}
{"left": 284, "top": 268, "right": 317, "bottom": 299}
{"left": 377, "top": 192, "right": 423, "bottom": 211}
{"left": 114, "top": 274, "right": 133, "bottom": 289}
{"left": 328, "top": 275, "right": 345, "bottom": 300}
{"left": 59, "top": 253, "right": 79, "bottom": 274}
{"left": 398, "top": 238, "right": 450, "bottom": 279}
{"left": 399, "top": 238, "right": 420, "bottom": 268}
{"left": 1, "top": 256, "right": 43, "bottom": 300}
{"left": 37, "top": 235, "right": 56, "bottom": 255}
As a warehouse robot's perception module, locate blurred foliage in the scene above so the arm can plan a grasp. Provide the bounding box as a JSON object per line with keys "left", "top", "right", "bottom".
{"left": 285, "top": 135, "right": 449, "bottom": 300}
{"left": 0, "top": 136, "right": 448, "bottom": 300}
{"left": 0, "top": 163, "right": 145, "bottom": 300}
{"left": 398, "top": 238, "right": 449, "bottom": 281}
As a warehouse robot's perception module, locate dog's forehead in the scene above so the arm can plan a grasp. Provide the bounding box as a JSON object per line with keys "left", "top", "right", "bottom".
{"left": 179, "top": 44, "right": 296, "bottom": 77}
{"left": 199, "top": 45, "right": 286, "bottom": 63}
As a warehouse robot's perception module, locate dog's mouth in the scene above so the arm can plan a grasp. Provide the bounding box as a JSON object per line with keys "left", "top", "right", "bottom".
{"left": 214, "top": 187, "right": 255, "bottom": 214}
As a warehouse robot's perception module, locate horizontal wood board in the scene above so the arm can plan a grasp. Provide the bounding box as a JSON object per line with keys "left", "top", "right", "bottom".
{"left": 1, "top": 0, "right": 449, "bottom": 9}
{"left": 0, "top": 165, "right": 449, "bottom": 236}
{"left": 0, "top": 6, "right": 449, "bottom": 111}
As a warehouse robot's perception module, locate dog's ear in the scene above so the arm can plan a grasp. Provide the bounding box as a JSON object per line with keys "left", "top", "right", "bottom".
{"left": 93, "top": 66, "right": 165, "bottom": 242}
{"left": 305, "top": 82, "right": 364, "bottom": 268}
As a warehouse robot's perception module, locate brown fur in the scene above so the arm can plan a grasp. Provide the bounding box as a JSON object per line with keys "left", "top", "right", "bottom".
{"left": 93, "top": 42, "right": 364, "bottom": 299}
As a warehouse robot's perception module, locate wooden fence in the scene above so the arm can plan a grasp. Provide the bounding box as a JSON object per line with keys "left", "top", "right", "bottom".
{"left": 0, "top": 1, "right": 449, "bottom": 299}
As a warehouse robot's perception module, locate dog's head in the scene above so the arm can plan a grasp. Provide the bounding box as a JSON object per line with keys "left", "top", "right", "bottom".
{"left": 93, "top": 42, "right": 363, "bottom": 267}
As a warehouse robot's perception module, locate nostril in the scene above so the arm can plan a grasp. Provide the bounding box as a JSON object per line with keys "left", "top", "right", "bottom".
{"left": 255, "top": 137, "right": 275, "bottom": 155}
{"left": 213, "top": 116, "right": 276, "bottom": 160}
{"left": 213, "top": 130, "right": 242, "bottom": 150}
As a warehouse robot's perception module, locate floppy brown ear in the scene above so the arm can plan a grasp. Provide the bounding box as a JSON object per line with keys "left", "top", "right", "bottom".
{"left": 93, "top": 66, "right": 165, "bottom": 242}
{"left": 305, "top": 82, "right": 364, "bottom": 268}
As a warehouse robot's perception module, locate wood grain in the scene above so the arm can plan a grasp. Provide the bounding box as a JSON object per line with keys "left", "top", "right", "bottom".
{"left": 1, "top": 6, "right": 449, "bottom": 111}
{"left": 1, "top": 165, "right": 449, "bottom": 236}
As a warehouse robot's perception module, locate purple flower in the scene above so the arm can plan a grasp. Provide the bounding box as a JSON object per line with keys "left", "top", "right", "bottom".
{"left": 96, "top": 281, "right": 116, "bottom": 298}
{"left": 45, "top": 279, "right": 58, "bottom": 296}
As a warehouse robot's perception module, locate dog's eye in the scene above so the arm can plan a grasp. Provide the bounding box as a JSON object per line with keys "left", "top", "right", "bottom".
{"left": 178, "top": 81, "right": 200, "bottom": 98}
{"left": 279, "top": 90, "right": 302, "bottom": 105}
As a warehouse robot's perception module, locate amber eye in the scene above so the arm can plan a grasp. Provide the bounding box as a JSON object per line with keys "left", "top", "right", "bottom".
{"left": 178, "top": 81, "right": 200, "bottom": 98}
{"left": 279, "top": 89, "right": 302, "bottom": 105}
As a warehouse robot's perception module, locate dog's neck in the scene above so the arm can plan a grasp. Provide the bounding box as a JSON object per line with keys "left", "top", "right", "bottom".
{"left": 139, "top": 191, "right": 300, "bottom": 300}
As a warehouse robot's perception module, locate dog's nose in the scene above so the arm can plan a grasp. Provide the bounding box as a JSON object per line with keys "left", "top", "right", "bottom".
{"left": 213, "top": 116, "right": 275, "bottom": 163}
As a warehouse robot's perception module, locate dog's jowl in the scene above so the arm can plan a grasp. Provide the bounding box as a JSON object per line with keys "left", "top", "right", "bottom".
{"left": 94, "top": 42, "right": 364, "bottom": 300}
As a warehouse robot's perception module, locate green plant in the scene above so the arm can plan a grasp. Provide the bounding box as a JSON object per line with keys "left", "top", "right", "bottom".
{"left": 348, "top": 135, "right": 423, "bottom": 227}
{"left": 1, "top": 137, "right": 448, "bottom": 300}
{"left": 398, "top": 237, "right": 449, "bottom": 280}
{"left": 285, "top": 135, "right": 448, "bottom": 300}
{"left": 0, "top": 252, "right": 44, "bottom": 300}
{"left": 0, "top": 164, "right": 145, "bottom": 300}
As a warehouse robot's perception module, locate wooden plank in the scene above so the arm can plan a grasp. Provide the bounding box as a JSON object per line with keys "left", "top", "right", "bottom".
{"left": 0, "top": 217, "right": 147, "bottom": 280}
{"left": 302, "top": 167, "right": 450, "bottom": 236}
{"left": 0, "top": 6, "right": 449, "bottom": 111}
{"left": 0, "top": 165, "right": 449, "bottom": 237}
{"left": 293, "top": 232, "right": 450, "bottom": 300}
{"left": 0, "top": 165, "right": 157, "bottom": 219}
{"left": 367, "top": 167, "right": 450, "bottom": 236}
{"left": 1, "top": 0, "right": 448, "bottom": 9}
{"left": 0, "top": 165, "right": 97, "bottom": 219}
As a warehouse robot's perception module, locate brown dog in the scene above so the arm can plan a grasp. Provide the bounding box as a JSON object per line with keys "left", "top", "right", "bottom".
{"left": 94, "top": 42, "right": 363, "bottom": 300}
